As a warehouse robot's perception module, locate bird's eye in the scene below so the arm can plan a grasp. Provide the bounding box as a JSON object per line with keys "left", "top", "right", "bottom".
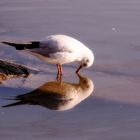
{"left": 83, "top": 63, "right": 87, "bottom": 67}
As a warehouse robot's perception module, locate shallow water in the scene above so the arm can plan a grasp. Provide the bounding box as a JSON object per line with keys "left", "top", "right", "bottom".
{"left": 0, "top": 0, "right": 140, "bottom": 140}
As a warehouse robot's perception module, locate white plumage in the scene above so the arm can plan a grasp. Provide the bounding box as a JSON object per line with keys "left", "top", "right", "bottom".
{"left": 2, "top": 34, "right": 94, "bottom": 79}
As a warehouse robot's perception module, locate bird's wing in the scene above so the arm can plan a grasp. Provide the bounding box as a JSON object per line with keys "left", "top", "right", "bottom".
{"left": 40, "top": 35, "right": 85, "bottom": 54}
{"left": 2, "top": 41, "right": 39, "bottom": 50}
{"left": 40, "top": 39, "right": 72, "bottom": 54}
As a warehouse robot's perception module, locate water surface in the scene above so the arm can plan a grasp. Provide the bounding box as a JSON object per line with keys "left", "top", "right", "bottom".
{"left": 0, "top": 0, "right": 140, "bottom": 140}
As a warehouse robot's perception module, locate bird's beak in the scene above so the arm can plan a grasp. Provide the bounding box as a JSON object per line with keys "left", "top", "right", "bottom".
{"left": 76, "top": 65, "right": 83, "bottom": 73}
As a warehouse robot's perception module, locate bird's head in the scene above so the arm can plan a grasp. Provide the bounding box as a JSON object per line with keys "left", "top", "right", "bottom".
{"left": 76, "top": 49, "right": 94, "bottom": 73}
{"left": 81, "top": 49, "right": 94, "bottom": 68}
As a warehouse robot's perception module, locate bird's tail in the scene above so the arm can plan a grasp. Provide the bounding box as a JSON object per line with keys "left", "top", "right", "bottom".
{"left": 2, "top": 41, "right": 40, "bottom": 50}
{"left": 2, "top": 101, "right": 25, "bottom": 108}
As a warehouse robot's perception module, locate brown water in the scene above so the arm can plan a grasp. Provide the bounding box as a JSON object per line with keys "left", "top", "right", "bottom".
{"left": 0, "top": 0, "right": 140, "bottom": 140}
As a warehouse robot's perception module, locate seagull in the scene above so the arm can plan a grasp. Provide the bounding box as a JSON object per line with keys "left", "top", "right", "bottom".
{"left": 2, "top": 34, "right": 94, "bottom": 78}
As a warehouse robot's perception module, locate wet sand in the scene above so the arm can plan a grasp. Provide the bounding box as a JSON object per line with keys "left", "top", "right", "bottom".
{"left": 0, "top": 0, "right": 140, "bottom": 140}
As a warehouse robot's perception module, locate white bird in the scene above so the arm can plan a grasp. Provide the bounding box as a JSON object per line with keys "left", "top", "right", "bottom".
{"left": 2, "top": 34, "right": 94, "bottom": 78}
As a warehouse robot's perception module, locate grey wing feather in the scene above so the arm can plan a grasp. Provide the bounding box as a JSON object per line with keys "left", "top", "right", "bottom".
{"left": 40, "top": 38, "right": 73, "bottom": 54}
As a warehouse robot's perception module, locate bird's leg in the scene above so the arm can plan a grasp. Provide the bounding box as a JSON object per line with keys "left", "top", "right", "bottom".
{"left": 57, "top": 64, "right": 63, "bottom": 75}
{"left": 56, "top": 64, "right": 60, "bottom": 81}
{"left": 59, "top": 64, "right": 63, "bottom": 76}
{"left": 76, "top": 65, "right": 83, "bottom": 73}
{"left": 56, "top": 64, "right": 63, "bottom": 82}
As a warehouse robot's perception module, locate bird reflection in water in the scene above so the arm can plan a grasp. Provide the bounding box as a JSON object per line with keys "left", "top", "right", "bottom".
{"left": 3, "top": 73, "right": 94, "bottom": 111}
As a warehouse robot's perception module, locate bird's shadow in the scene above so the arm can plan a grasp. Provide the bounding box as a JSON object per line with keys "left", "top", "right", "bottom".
{"left": 0, "top": 73, "right": 94, "bottom": 111}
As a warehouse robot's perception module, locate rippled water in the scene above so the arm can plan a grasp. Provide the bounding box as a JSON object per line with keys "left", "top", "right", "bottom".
{"left": 0, "top": 0, "right": 140, "bottom": 140}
